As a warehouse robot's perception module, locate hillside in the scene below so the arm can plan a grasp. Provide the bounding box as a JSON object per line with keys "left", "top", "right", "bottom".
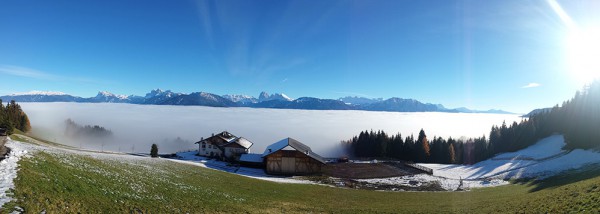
{"left": 358, "top": 134, "right": 600, "bottom": 190}
{"left": 1, "top": 134, "right": 600, "bottom": 213}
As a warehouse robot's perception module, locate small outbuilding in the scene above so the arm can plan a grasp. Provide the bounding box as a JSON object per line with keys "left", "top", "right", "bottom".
{"left": 262, "top": 138, "right": 326, "bottom": 175}
{"left": 239, "top": 153, "right": 264, "bottom": 168}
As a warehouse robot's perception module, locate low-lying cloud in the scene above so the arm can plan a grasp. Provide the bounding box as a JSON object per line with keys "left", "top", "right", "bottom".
{"left": 20, "top": 103, "right": 521, "bottom": 157}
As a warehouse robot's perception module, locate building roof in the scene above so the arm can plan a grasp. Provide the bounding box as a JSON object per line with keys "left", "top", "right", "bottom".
{"left": 195, "top": 131, "right": 236, "bottom": 145}
{"left": 240, "top": 153, "right": 263, "bottom": 163}
{"left": 228, "top": 137, "right": 253, "bottom": 149}
{"left": 262, "top": 138, "right": 326, "bottom": 164}
{"left": 195, "top": 131, "right": 253, "bottom": 149}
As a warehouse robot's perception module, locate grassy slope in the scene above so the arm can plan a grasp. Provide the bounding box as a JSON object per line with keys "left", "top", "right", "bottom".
{"left": 2, "top": 138, "right": 600, "bottom": 213}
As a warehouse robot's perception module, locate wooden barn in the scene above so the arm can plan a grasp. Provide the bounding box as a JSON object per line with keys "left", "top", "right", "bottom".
{"left": 262, "top": 138, "right": 326, "bottom": 175}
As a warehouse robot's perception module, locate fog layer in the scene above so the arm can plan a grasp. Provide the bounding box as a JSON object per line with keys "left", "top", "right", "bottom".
{"left": 20, "top": 103, "right": 522, "bottom": 157}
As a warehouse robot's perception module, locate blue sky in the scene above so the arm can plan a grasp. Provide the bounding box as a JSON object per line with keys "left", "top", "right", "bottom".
{"left": 1, "top": 0, "right": 599, "bottom": 113}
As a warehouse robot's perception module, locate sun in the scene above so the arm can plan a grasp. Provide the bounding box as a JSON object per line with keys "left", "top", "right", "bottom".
{"left": 566, "top": 28, "right": 600, "bottom": 85}
{"left": 547, "top": 0, "right": 600, "bottom": 85}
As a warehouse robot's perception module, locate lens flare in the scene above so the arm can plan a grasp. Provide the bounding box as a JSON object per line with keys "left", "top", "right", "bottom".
{"left": 548, "top": 0, "right": 600, "bottom": 84}
{"left": 566, "top": 28, "right": 600, "bottom": 84}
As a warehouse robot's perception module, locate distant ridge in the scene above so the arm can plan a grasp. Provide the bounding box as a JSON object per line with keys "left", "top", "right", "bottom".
{"left": 522, "top": 107, "right": 552, "bottom": 117}
{"left": 0, "top": 89, "right": 514, "bottom": 114}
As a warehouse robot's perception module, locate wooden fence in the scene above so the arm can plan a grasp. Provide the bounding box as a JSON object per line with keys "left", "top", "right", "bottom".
{"left": 405, "top": 163, "right": 434, "bottom": 175}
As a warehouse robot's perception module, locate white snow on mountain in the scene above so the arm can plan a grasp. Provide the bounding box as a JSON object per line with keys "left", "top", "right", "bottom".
{"left": 94, "top": 91, "right": 132, "bottom": 101}
{"left": 222, "top": 94, "right": 258, "bottom": 104}
{"left": 144, "top": 88, "right": 183, "bottom": 99}
{"left": 279, "top": 93, "right": 291, "bottom": 101}
{"left": 10, "top": 91, "right": 68, "bottom": 96}
{"left": 338, "top": 96, "right": 383, "bottom": 105}
{"left": 258, "top": 91, "right": 292, "bottom": 102}
{"left": 97, "top": 91, "right": 128, "bottom": 99}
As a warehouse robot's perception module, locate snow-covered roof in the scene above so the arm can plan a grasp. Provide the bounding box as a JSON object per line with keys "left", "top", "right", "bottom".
{"left": 217, "top": 132, "right": 237, "bottom": 143}
{"left": 232, "top": 137, "right": 253, "bottom": 149}
{"left": 223, "top": 137, "right": 253, "bottom": 149}
{"left": 262, "top": 138, "right": 326, "bottom": 164}
{"left": 195, "top": 132, "right": 253, "bottom": 149}
{"left": 240, "top": 153, "right": 263, "bottom": 163}
{"left": 195, "top": 131, "right": 236, "bottom": 144}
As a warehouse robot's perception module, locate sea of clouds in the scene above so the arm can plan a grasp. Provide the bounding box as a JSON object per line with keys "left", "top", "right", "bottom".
{"left": 20, "top": 103, "right": 522, "bottom": 157}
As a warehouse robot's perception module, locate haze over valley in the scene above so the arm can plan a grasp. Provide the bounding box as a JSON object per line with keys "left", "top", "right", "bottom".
{"left": 21, "top": 102, "right": 521, "bottom": 156}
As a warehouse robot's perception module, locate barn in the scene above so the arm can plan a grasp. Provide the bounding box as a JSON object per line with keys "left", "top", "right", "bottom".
{"left": 262, "top": 138, "right": 326, "bottom": 175}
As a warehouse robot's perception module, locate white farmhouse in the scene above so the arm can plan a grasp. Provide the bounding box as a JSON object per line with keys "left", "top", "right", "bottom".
{"left": 195, "top": 131, "right": 253, "bottom": 160}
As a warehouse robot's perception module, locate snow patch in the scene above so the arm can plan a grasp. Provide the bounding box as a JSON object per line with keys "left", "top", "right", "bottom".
{"left": 360, "top": 135, "right": 600, "bottom": 191}
{"left": 0, "top": 139, "right": 29, "bottom": 207}
{"left": 359, "top": 174, "right": 509, "bottom": 191}
{"left": 418, "top": 135, "right": 593, "bottom": 181}
{"left": 171, "top": 151, "right": 312, "bottom": 184}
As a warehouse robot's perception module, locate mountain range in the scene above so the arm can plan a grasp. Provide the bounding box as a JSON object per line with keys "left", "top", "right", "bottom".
{"left": 0, "top": 89, "right": 514, "bottom": 114}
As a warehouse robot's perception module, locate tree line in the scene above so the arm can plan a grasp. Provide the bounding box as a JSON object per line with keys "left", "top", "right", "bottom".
{"left": 0, "top": 99, "right": 31, "bottom": 135}
{"left": 65, "top": 118, "right": 113, "bottom": 139}
{"left": 344, "top": 80, "right": 600, "bottom": 164}
{"left": 343, "top": 129, "right": 488, "bottom": 164}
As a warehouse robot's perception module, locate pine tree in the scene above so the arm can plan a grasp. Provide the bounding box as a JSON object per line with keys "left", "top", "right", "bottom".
{"left": 150, "top": 144, "right": 159, "bottom": 158}
{"left": 448, "top": 143, "right": 456, "bottom": 164}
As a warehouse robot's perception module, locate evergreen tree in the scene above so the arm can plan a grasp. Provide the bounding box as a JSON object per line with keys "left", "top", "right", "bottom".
{"left": 150, "top": 144, "right": 159, "bottom": 158}
{"left": 0, "top": 100, "right": 31, "bottom": 134}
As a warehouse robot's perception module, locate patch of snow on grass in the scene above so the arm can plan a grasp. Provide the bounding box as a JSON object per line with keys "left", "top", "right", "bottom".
{"left": 514, "top": 149, "right": 600, "bottom": 179}
{"left": 170, "top": 151, "right": 313, "bottom": 184}
{"left": 421, "top": 135, "right": 600, "bottom": 182}
{"left": 10, "top": 134, "right": 313, "bottom": 189}
{"left": 493, "top": 135, "right": 566, "bottom": 160}
{"left": 361, "top": 135, "right": 600, "bottom": 191}
{"left": 359, "top": 174, "right": 509, "bottom": 191}
{"left": 0, "top": 139, "right": 29, "bottom": 207}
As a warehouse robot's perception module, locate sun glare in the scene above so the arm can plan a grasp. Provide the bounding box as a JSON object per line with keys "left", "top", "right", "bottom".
{"left": 548, "top": 0, "right": 600, "bottom": 85}
{"left": 566, "top": 28, "right": 600, "bottom": 85}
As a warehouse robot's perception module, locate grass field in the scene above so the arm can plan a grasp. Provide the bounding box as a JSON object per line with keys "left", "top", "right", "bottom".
{"left": 2, "top": 136, "right": 600, "bottom": 213}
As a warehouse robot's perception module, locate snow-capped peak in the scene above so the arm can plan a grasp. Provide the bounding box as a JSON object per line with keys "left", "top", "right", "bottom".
{"left": 98, "top": 91, "right": 114, "bottom": 96}
{"left": 144, "top": 88, "right": 181, "bottom": 99}
{"left": 10, "top": 91, "right": 68, "bottom": 96}
{"left": 279, "top": 93, "right": 292, "bottom": 101}
{"left": 96, "top": 91, "right": 128, "bottom": 99}
{"left": 258, "top": 91, "right": 292, "bottom": 102}
{"left": 222, "top": 94, "right": 258, "bottom": 104}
